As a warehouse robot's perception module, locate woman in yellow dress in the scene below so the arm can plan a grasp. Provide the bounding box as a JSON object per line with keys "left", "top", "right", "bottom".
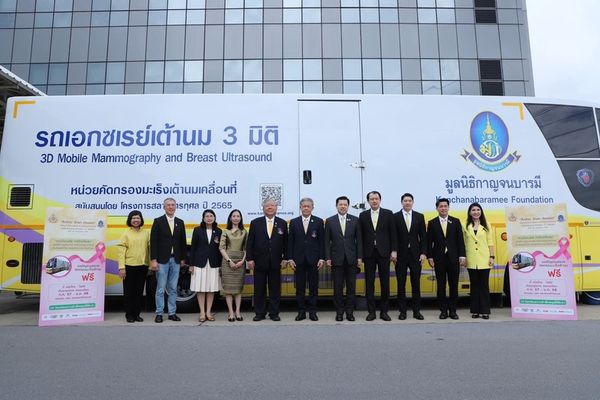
{"left": 219, "top": 209, "right": 247, "bottom": 322}
{"left": 463, "top": 203, "right": 495, "bottom": 319}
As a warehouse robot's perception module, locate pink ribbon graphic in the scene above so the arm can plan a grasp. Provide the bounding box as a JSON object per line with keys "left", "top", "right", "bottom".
{"left": 518, "top": 237, "right": 571, "bottom": 274}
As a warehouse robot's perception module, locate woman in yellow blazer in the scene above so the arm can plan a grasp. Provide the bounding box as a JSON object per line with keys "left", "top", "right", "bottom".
{"left": 117, "top": 210, "right": 151, "bottom": 323}
{"left": 463, "top": 203, "right": 495, "bottom": 319}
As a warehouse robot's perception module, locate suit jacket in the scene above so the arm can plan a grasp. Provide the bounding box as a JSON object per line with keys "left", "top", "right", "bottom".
{"left": 427, "top": 215, "right": 466, "bottom": 263}
{"left": 324, "top": 214, "right": 363, "bottom": 266}
{"left": 246, "top": 216, "right": 288, "bottom": 270}
{"left": 288, "top": 215, "right": 325, "bottom": 266}
{"left": 463, "top": 223, "right": 493, "bottom": 270}
{"left": 359, "top": 208, "right": 397, "bottom": 258}
{"left": 394, "top": 210, "right": 427, "bottom": 262}
{"left": 150, "top": 215, "right": 187, "bottom": 264}
{"left": 189, "top": 226, "right": 223, "bottom": 268}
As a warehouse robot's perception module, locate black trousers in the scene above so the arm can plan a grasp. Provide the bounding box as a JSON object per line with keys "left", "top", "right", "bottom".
{"left": 123, "top": 265, "right": 148, "bottom": 319}
{"left": 333, "top": 259, "right": 357, "bottom": 315}
{"left": 434, "top": 254, "right": 459, "bottom": 313}
{"left": 364, "top": 249, "right": 390, "bottom": 313}
{"left": 396, "top": 257, "right": 422, "bottom": 313}
{"left": 295, "top": 260, "right": 319, "bottom": 313}
{"left": 468, "top": 268, "right": 491, "bottom": 314}
{"left": 253, "top": 262, "right": 281, "bottom": 317}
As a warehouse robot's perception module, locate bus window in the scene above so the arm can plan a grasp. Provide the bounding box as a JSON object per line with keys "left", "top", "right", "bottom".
{"left": 556, "top": 160, "right": 600, "bottom": 212}
{"left": 525, "top": 104, "right": 600, "bottom": 158}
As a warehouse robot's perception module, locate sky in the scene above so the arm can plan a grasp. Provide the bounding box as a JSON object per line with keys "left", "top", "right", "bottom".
{"left": 526, "top": 0, "right": 600, "bottom": 104}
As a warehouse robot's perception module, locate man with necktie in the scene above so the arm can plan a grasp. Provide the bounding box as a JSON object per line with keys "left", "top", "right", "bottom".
{"left": 325, "top": 196, "right": 363, "bottom": 321}
{"left": 393, "top": 193, "right": 427, "bottom": 320}
{"left": 150, "top": 197, "right": 187, "bottom": 323}
{"left": 246, "top": 198, "right": 288, "bottom": 321}
{"left": 427, "top": 198, "right": 466, "bottom": 320}
{"left": 359, "top": 191, "right": 397, "bottom": 321}
{"left": 288, "top": 198, "right": 325, "bottom": 321}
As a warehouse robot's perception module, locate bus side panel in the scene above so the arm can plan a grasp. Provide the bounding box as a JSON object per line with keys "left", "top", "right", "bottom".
{"left": 578, "top": 226, "right": 600, "bottom": 291}
{"left": 492, "top": 226, "right": 508, "bottom": 294}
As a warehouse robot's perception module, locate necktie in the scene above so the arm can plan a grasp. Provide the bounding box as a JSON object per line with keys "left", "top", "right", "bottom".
{"left": 168, "top": 218, "right": 174, "bottom": 234}
{"left": 303, "top": 218, "right": 309, "bottom": 234}
{"left": 267, "top": 219, "right": 273, "bottom": 238}
{"left": 372, "top": 211, "right": 378, "bottom": 229}
{"left": 441, "top": 218, "right": 447, "bottom": 237}
{"left": 405, "top": 212, "right": 411, "bottom": 231}
{"left": 341, "top": 216, "right": 346, "bottom": 236}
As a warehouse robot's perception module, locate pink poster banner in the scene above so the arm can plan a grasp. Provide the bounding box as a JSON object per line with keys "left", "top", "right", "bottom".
{"left": 506, "top": 204, "right": 577, "bottom": 320}
{"left": 39, "top": 208, "right": 107, "bottom": 327}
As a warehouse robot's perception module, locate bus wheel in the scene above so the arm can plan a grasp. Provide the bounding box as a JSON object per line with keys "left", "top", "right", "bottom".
{"left": 490, "top": 293, "right": 503, "bottom": 308}
{"left": 581, "top": 292, "right": 600, "bottom": 305}
{"left": 176, "top": 289, "right": 198, "bottom": 312}
{"left": 176, "top": 272, "right": 198, "bottom": 312}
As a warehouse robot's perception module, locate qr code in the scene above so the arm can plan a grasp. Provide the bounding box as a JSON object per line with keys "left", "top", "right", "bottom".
{"left": 260, "top": 184, "right": 283, "bottom": 208}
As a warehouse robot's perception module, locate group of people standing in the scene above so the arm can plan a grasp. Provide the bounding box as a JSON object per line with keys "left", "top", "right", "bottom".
{"left": 116, "top": 193, "right": 495, "bottom": 323}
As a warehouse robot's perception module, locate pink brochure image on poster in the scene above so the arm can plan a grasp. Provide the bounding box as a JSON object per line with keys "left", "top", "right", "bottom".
{"left": 39, "top": 208, "right": 107, "bottom": 327}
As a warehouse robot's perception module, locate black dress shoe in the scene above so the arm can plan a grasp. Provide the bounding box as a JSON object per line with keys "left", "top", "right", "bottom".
{"left": 449, "top": 312, "right": 459, "bottom": 320}
{"left": 482, "top": 314, "right": 490, "bottom": 320}
{"left": 309, "top": 313, "right": 318, "bottom": 321}
{"left": 154, "top": 315, "right": 163, "bottom": 323}
{"left": 253, "top": 315, "right": 265, "bottom": 321}
{"left": 126, "top": 317, "right": 135, "bottom": 323}
{"left": 335, "top": 314, "right": 344, "bottom": 322}
{"left": 413, "top": 312, "right": 424, "bottom": 320}
{"left": 295, "top": 312, "right": 306, "bottom": 321}
{"left": 269, "top": 315, "right": 281, "bottom": 321}
{"left": 439, "top": 312, "right": 448, "bottom": 320}
{"left": 346, "top": 314, "right": 355, "bottom": 321}
{"left": 472, "top": 313, "right": 480, "bottom": 319}
{"left": 366, "top": 312, "right": 376, "bottom": 321}
{"left": 135, "top": 315, "right": 144, "bottom": 322}
{"left": 380, "top": 312, "right": 391, "bottom": 321}
{"left": 399, "top": 312, "right": 407, "bottom": 320}
{"left": 168, "top": 314, "right": 181, "bottom": 322}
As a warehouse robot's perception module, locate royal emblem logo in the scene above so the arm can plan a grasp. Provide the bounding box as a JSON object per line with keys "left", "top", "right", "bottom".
{"left": 576, "top": 168, "right": 594, "bottom": 187}
{"left": 462, "top": 111, "right": 520, "bottom": 172}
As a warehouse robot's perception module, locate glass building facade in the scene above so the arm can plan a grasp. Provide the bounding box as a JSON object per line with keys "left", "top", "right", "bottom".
{"left": 0, "top": 0, "right": 534, "bottom": 96}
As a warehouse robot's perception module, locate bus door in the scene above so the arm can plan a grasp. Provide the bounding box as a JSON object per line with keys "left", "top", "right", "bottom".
{"left": 296, "top": 100, "right": 364, "bottom": 296}
{"left": 578, "top": 226, "right": 600, "bottom": 291}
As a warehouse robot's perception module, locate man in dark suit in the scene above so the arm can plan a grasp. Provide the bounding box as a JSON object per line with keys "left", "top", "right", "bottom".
{"left": 246, "top": 198, "right": 288, "bottom": 321}
{"left": 359, "top": 191, "right": 397, "bottom": 321}
{"left": 394, "top": 193, "right": 427, "bottom": 321}
{"left": 325, "top": 196, "right": 363, "bottom": 321}
{"left": 150, "top": 197, "right": 187, "bottom": 323}
{"left": 288, "top": 198, "right": 325, "bottom": 321}
{"left": 427, "top": 198, "right": 466, "bottom": 320}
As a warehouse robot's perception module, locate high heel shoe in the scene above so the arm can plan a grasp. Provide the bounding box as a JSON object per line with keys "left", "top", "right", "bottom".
{"left": 235, "top": 315, "right": 243, "bottom": 321}
{"left": 228, "top": 315, "right": 235, "bottom": 322}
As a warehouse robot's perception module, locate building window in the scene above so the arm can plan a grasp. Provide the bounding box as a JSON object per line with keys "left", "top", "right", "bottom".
{"left": 479, "top": 59, "right": 503, "bottom": 95}
{"left": 475, "top": 0, "right": 497, "bottom": 24}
